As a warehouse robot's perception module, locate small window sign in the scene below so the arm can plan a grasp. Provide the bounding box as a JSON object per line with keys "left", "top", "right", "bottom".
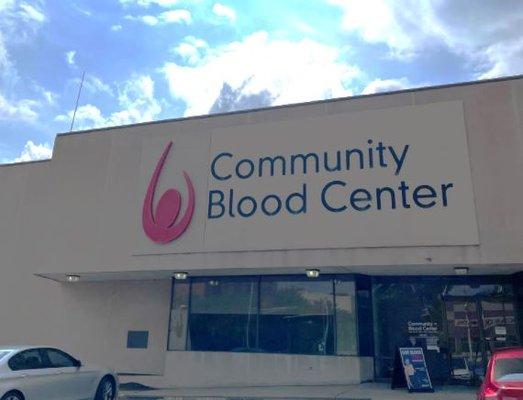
{"left": 495, "top": 326, "right": 507, "bottom": 336}
{"left": 127, "top": 331, "right": 149, "bottom": 349}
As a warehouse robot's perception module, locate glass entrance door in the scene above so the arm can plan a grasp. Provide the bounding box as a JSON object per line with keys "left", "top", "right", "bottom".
{"left": 444, "top": 296, "right": 519, "bottom": 383}
{"left": 445, "top": 299, "right": 483, "bottom": 382}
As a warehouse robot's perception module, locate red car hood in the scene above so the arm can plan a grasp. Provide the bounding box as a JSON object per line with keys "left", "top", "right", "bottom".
{"left": 498, "top": 381, "right": 523, "bottom": 389}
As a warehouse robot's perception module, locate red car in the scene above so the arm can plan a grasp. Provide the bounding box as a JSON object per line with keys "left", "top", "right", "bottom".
{"left": 478, "top": 348, "right": 523, "bottom": 400}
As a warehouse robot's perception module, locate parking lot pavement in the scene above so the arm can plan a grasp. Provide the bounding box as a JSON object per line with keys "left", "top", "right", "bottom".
{"left": 118, "top": 382, "right": 476, "bottom": 400}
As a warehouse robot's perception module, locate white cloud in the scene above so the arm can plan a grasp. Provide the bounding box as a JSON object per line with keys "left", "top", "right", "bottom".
{"left": 55, "top": 75, "right": 161, "bottom": 130}
{"left": 328, "top": 0, "right": 523, "bottom": 77}
{"left": 119, "top": 0, "right": 179, "bottom": 7}
{"left": 32, "top": 83, "right": 57, "bottom": 105}
{"left": 160, "top": 9, "right": 191, "bottom": 23}
{"left": 0, "top": 0, "right": 46, "bottom": 83}
{"left": 18, "top": 2, "right": 46, "bottom": 23}
{"left": 478, "top": 38, "right": 523, "bottom": 79}
{"left": 163, "top": 31, "right": 360, "bottom": 116}
{"left": 42, "top": 90, "right": 55, "bottom": 104}
{"left": 126, "top": 9, "right": 191, "bottom": 25}
{"left": 361, "top": 78, "right": 410, "bottom": 95}
{"left": 83, "top": 75, "right": 113, "bottom": 96}
{"left": 172, "top": 36, "right": 208, "bottom": 65}
{"left": 0, "top": 91, "right": 39, "bottom": 121}
{"left": 69, "top": 74, "right": 113, "bottom": 97}
{"left": 111, "top": 24, "right": 122, "bottom": 31}
{"left": 329, "top": 0, "right": 417, "bottom": 58}
{"left": 55, "top": 103, "right": 105, "bottom": 128}
{"left": 65, "top": 50, "right": 76, "bottom": 65}
{"left": 0, "top": 1, "right": 49, "bottom": 126}
{"left": 212, "top": 3, "right": 236, "bottom": 22}
{"left": 9, "top": 140, "right": 52, "bottom": 163}
{"left": 140, "top": 15, "right": 158, "bottom": 25}
{"left": 72, "top": 4, "right": 92, "bottom": 17}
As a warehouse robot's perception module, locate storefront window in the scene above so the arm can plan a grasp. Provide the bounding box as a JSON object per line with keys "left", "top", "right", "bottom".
{"left": 259, "top": 277, "right": 335, "bottom": 355}
{"left": 335, "top": 279, "right": 358, "bottom": 355}
{"left": 188, "top": 277, "right": 258, "bottom": 352}
{"left": 168, "top": 274, "right": 359, "bottom": 356}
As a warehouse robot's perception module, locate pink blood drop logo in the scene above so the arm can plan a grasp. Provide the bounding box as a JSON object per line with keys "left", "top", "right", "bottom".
{"left": 142, "top": 141, "right": 195, "bottom": 244}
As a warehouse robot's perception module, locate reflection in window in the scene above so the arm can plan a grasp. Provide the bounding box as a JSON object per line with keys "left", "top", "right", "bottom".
{"left": 45, "top": 349, "right": 75, "bottom": 368}
{"left": 373, "top": 278, "right": 517, "bottom": 381}
{"left": 259, "top": 277, "right": 334, "bottom": 355}
{"left": 168, "top": 275, "right": 359, "bottom": 356}
{"left": 335, "top": 279, "right": 357, "bottom": 355}
{"left": 373, "top": 279, "right": 446, "bottom": 379}
{"left": 168, "top": 281, "right": 190, "bottom": 351}
{"left": 188, "top": 277, "right": 258, "bottom": 352}
{"left": 8, "top": 349, "right": 46, "bottom": 370}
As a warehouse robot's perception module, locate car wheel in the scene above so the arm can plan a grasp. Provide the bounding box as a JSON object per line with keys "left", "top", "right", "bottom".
{"left": 94, "top": 376, "right": 115, "bottom": 400}
{"left": 1, "top": 392, "right": 24, "bottom": 400}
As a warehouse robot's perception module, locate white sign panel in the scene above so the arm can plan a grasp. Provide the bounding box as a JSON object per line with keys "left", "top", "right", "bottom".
{"left": 135, "top": 101, "right": 479, "bottom": 254}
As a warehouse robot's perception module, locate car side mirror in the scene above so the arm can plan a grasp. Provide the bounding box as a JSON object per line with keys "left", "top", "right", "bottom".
{"left": 72, "top": 359, "right": 82, "bottom": 368}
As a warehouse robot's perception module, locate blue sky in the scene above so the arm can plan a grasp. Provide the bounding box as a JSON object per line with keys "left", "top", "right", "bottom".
{"left": 0, "top": 0, "right": 522, "bottom": 163}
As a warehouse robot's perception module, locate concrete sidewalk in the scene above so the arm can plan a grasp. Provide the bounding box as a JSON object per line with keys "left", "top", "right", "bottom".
{"left": 120, "top": 382, "right": 476, "bottom": 400}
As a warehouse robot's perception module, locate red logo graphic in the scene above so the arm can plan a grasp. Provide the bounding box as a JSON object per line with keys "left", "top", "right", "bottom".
{"left": 142, "top": 141, "right": 195, "bottom": 244}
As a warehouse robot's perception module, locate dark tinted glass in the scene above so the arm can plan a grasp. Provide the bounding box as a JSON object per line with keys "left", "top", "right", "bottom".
{"left": 259, "top": 277, "right": 334, "bottom": 355}
{"left": 373, "top": 279, "right": 446, "bottom": 379}
{"left": 168, "top": 281, "right": 190, "bottom": 351}
{"left": 188, "top": 277, "right": 258, "bottom": 352}
{"left": 494, "top": 358, "right": 523, "bottom": 381}
{"left": 335, "top": 279, "right": 357, "bottom": 355}
{"left": 127, "top": 331, "right": 149, "bottom": 349}
{"left": 8, "top": 349, "right": 46, "bottom": 370}
{"left": 356, "top": 278, "right": 374, "bottom": 357}
{"left": 167, "top": 274, "right": 359, "bottom": 356}
{"left": 45, "top": 349, "right": 75, "bottom": 368}
{"left": 373, "top": 277, "right": 516, "bottom": 380}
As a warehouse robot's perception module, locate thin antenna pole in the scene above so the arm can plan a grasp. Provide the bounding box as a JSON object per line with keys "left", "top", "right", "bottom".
{"left": 70, "top": 71, "right": 85, "bottom": 132}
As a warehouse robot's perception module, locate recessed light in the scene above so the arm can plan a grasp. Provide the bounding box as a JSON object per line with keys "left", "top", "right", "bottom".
{"left": 305, "top": 269, "right": 320, "bottom": 278}
{"left": 173, "top": 272, "right": 188, "bottom": 280}
{"left": 66, "top": 275, "right": 80, "bottom": 282}
{"left": 454, "top": 267, "right": 469, "bottom": 275}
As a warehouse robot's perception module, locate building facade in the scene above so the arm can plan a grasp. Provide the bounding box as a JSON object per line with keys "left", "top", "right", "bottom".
{"left": 0, "top": 76, "right": 522, "bottom": 387}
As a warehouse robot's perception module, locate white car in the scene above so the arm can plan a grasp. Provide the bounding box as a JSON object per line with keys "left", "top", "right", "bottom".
{"left": 0, "top": 346, "right": 118, "bottom": 400}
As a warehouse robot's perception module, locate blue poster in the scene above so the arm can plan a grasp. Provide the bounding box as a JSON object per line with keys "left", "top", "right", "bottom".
{"left": 399, "top": 347, "right": 434, "bottom": 392}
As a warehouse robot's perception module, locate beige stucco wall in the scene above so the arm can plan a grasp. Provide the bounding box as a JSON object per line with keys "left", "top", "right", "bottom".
{"left": 139, "top": 352, "right": 373, "bottom": 387}
{"left": 0, "top": 77, "right": 522, "bottom": 384}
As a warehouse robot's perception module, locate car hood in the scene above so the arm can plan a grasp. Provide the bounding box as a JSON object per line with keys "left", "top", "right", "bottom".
{"left": 497, "top": 381, "right": 523, "bottom": 389}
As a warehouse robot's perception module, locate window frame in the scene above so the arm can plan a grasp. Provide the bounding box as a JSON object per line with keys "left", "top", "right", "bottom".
{"left": 168, "top": 274, "right": 359, "bottom": 357}
{"left": 8, "top": 348, "right": 48, "bottom": 371}
{"left": 41, "top": 348, "right": 78, "bottom": 369}
{"left": 187, "top": 276, "right": 260, "bottom": 353}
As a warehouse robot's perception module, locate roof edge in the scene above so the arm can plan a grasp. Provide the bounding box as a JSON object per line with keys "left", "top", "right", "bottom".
{"left": 57, "top": 74, "right": 523, "bottom": 138}
{"left": 0, "top": 158, "right": 52, "bottom": 168}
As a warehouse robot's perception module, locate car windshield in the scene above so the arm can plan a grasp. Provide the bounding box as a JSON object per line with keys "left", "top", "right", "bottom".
{"left": 452, "top": 357, "right": 466, "bottom": 369}
{"left": 0, "top": 351, "right": 11, "bottom": 360}
{"left": 494, "top": 357, "right": 523, "bottom": 382}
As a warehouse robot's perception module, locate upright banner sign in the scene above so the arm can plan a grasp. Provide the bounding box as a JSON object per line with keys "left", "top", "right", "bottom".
{"left": 135, "top": 101, "right": 479, "bottom": 254}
